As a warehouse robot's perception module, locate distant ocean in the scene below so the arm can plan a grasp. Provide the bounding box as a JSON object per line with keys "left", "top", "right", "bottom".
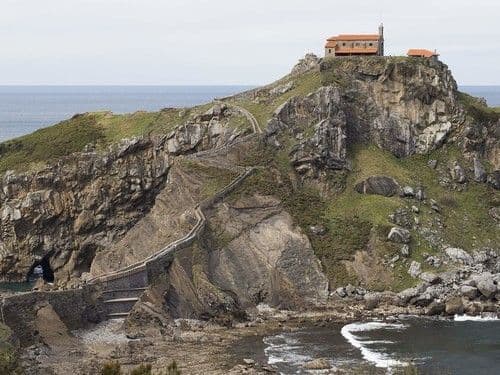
{"left": 0, "top": 86, "right": 252, "bottom": 142}
{"left": 0, "top": 85, "right": 498, "bottom": 142}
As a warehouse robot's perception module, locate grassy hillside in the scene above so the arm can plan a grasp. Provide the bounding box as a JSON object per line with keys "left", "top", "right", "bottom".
{"left": 0, "top": 106, "right": 209, "bottom": 174}
{"left": 232, "top": 138, "right": 499, "bottom": 291}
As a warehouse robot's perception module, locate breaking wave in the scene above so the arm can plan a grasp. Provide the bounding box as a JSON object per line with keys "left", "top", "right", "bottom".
{"left": 454, "top": 314, "right": 499, "bottom": 322}
{"left": 263, "top": 333, "right": 313, "bottom": 366}
{"left": 340, "top": 322, "right": 408, "bottom": 369}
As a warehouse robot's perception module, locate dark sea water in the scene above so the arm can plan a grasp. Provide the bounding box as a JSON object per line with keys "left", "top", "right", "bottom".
{"left": 0, "top": 85, "right": 252, "bottom": 142}
{"left": 460, "top": 86, "right": 500, "bottom": 107}
{"left": 235, "top": 316, "right": 500, "bottom": 375}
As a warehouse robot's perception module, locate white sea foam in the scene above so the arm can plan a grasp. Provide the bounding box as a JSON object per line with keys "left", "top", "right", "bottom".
{"left": 454, "top": 314, "right": 499, "bottom": 322}
{"left": 340, "top": 322, "right": 408, "bottom": 369}
{"left": 263, "top": 334, "right": 312, "bottom": 366}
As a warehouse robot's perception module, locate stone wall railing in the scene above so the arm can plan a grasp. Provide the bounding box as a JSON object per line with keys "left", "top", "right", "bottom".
{"left": 89, "top": 167, "right": 256, "bottom": 289}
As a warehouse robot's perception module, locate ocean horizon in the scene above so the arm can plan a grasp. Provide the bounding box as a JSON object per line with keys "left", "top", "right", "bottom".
{"left": 0, "top": 85, "right": 498, "bottom": 142}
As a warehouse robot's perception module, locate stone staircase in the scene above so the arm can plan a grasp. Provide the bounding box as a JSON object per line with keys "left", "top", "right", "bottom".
{"left": 88, "top": 106, "right": 261, "bottom": 320}
{"left": 102, "top": 287, "right": 147, "bottom": 319}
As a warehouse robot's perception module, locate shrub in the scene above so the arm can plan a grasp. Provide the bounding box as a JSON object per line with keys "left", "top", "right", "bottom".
{"left": 101, "top": 361, "right": 122, "bottom": 375}
{"left": 130, "top": 364, "right": 152, "bottom": 375}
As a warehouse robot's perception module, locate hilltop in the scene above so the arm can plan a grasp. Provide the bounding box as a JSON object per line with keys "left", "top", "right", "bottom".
{"left": 0, "top": 55, "right": 500, "bottom": 322}
{"left": 0, "top": 54, "right": 499, "bottom": 372}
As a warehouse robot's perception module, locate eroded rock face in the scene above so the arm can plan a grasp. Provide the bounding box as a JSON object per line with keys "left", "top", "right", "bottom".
{"left": 130, "top": 194, "right": 329, "bottom": 321}
{"left": 266, "top": 58, "right": 463, "bottom": 177}
{"left": 208, "top": 194, "right": 329, "bottom": 308}
{"left": 267, "top": 86, "right": 348, "bottom": 177}
{"left": 0, "top": 107, "right": 246, "bottom": 284}
{"left": 0, "top": 138, "right": 170, "bottom": 283}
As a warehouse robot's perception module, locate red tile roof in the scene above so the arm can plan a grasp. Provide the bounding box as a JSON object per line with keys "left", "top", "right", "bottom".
{"left": 407, "top": 49, "right": 439, "bottom": 58}
{"left": 327, "top": 34, "right": 380, "bottom": 41}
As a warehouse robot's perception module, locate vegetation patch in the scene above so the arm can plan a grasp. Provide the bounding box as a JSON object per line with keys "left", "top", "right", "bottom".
{"left": 0, "top": 104, "right": 213, "bottom": 174}
{"left": 230, "top": 70, "right": 321, "bottom": 127}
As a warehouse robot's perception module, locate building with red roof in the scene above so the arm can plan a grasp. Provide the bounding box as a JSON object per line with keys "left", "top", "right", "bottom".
{"left": 325, "top": 24, "right": 384, "bottom": 57}
{"left": 407, "top": 49, "right": 439, "bottom": 60}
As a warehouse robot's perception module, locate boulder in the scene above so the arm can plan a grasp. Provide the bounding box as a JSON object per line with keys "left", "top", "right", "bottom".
{"left": 355, "top": 176, "right": 400, "bottom": 197}
{"left": 428, "top": 159, "right": 438, "bottom": 169}
{"left": 309, "top": 225, "right": 327, "bottom": 236}
{"left": 487, "top": 171, "right": 500, "bottom": 190}
{"left": 388, "top": 227, "right": 411, "bottom": 244}
{"left": 460, "top": 285, "right": 478, "bottom": 299}
{"left": 450, "top": 161, "right": 467, "bottom": 183}
{"left": 398, "top": 285, "right": 424, "bottom": 304}
{"left": 473, "top": 273, "right": 497, "bottom": 299}
{"left": 415, "top": 187, "right": 426, "bottom": 201}
{"left": 426, "top": 301, "right": 445, "bottom": 316}
{"left": 303, "top": 358, "right": 331, "bottom": 370}
{"left": 473, "top": 158, "right": 487, "bottom": 183}
{"left": 335, "top": 287, "right": 347, "bottom": 298}
{"left": 445, "top": 247, "right": 473, "bottom": 265}
{"left": 364, "top": 293, "right": 380, "bottom": 310}
{"left": 419, "top": 272, "right": 441, "bottom": 284}
{"left": 408, "top": 261, "right": 422, "bottom": 278}
{"left": 445, "top": 297, "right": 464, "bottom": 315}
{"left": 401, "top": 186, "right": 415, "bottom": 197}
{"left": 489, "top": 207, "right": 500, "bottom": 222}
{"left": 401, "top": 245, "right": 411, "bottom": 257}
{"left": 388, "top": 209, "right": 413, "bottom": 229}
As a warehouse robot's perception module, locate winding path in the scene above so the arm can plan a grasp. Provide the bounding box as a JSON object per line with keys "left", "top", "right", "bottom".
{"left": 89, "top": 102, "right": 261, "bottom": 319}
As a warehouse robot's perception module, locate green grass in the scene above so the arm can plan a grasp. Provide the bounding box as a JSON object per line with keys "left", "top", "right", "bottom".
{"left": 178, "top": 159, "right": 238, "bottom": 200}
{"left": 0, "top": 105, "right": 213, "bottom": 174}
{"left": 231, "top": 140, "right": 499, "bottom": 290}
{"left": 0, "top": 113, "right": 105, "bottom": 173}
{"left": 0, "top": 323, "right": 19, "bottom": 374}
{"left": 230, "top": 70, "right": 322, "bottom": 127}
{"left": 457, "top": 91, "right": 500, "bottom": 123}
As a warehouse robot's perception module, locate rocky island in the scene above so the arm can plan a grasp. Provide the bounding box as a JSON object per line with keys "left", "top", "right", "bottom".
{"left": 0, "top": 54, "right": 498, "bottom": 374}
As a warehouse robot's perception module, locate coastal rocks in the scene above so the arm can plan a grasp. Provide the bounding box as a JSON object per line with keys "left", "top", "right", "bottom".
{"left": 460, "top": 285, "right": 478, "bottom": 299}
{"left": 426, "top": 301, "right": 445, "bottom": 316}
{"left": 184, "top": 194, "right": 330, "bottom": 312}
{"left": 303, "top": 358, "right": 332, "bottom": 370}
{"left": 473, "top": 273, "right": 497, "bottom": 298}
{"left": 445, "top": 297, "right": 464, "bottom": 315}
{"left": 355, "top": 176, "right": 400, "bottom": 197}
{"left": 388, "top": 227, "right": 411, "bottom": 244}
{"left": 445, "top": 247, "right": 473, "bottom": 265}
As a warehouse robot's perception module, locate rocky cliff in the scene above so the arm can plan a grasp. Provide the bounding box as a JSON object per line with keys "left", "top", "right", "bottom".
{"left": 0, "top": 55, "right": 498, "bottom": 322}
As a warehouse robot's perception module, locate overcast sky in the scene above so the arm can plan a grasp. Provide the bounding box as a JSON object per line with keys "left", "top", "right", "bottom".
{"left": 1, "top": 0, "right": 499, "bottom": 85}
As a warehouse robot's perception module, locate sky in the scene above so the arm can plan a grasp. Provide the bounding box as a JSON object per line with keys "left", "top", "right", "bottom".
{"left": 1, "top": 0, "right": 499, "bottom": 85}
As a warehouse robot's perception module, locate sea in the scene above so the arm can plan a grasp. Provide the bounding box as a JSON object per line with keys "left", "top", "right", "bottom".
{"left": 234, "top": 316, "right": 500, "bottom": 375}
{"left": 0, "top": 85, "right": 252, "bottom": 142}
{"left": 0, "top": 85, "right": 498, "bottom": 143}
